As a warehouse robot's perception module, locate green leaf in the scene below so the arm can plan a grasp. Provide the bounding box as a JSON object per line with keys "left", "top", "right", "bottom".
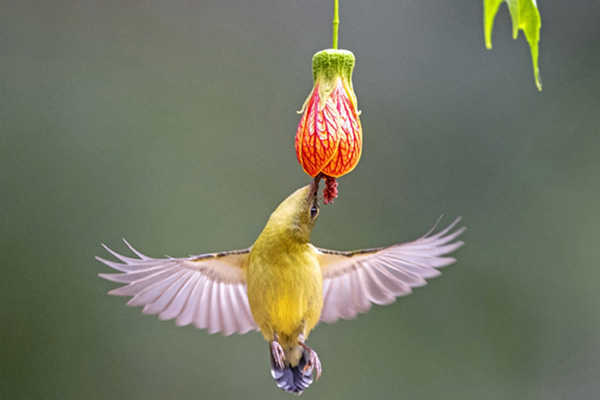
{"left": 484, "top": 0, "right": 542, "bottom": 91}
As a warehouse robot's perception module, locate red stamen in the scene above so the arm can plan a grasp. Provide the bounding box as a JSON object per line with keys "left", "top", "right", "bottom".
{"left": 323, "top": 176, "right": 338, "bottom": 204}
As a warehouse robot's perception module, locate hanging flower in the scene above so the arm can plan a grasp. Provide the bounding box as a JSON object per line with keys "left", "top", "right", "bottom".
{"left": 295, "top": 49, "right": 362, "bottom": 203}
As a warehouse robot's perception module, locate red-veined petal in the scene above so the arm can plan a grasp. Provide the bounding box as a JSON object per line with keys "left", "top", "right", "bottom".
{"left": 322, "top": 79, "right": 362, "bottom": 177}
{"left": 295, "top": 84, "right": 340, "bottom": 177}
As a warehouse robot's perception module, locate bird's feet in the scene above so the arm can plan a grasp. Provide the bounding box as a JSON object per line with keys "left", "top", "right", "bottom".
{"left": 298, "top": 341, "right": 322, "bottom": 380}
{"left": 270, "top": 339, "right": 286, "bottom": 370}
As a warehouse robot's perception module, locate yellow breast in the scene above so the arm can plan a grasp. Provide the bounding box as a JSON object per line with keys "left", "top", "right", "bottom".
{"left": 247, "top": 240, "right": 323, "bottom": 341}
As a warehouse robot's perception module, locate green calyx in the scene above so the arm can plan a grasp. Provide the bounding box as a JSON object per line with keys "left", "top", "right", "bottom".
{"left": 312, "top": 49, "right": 355, "bottom": 84}
{"left": 310, "top": 49, "right": 357, "bottom": 108}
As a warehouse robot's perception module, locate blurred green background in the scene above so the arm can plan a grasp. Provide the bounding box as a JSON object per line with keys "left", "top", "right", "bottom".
{"left": 2, "top": 1, "right": 599, "bottom": 399}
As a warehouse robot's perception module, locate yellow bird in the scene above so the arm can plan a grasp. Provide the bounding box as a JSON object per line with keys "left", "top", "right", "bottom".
{"left": 98, "top": 181, "right": 465, "bottom": 394}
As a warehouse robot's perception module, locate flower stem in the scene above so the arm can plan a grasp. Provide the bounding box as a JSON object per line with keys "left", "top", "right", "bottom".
{"left": 332, "top": 0, "right": 339, "bottom": 49}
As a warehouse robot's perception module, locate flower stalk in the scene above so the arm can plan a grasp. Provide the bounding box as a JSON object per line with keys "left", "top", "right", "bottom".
{"left": 332, "top": 0, "right": 339, "bottom": 50}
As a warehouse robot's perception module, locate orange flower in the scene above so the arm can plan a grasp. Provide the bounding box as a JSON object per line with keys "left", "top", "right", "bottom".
{"left": 295, "top": 50, "right": 362, "bottom": 183}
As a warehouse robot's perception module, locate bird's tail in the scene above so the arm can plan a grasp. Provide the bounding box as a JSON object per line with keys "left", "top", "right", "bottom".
{"left": 270, "top": 345, "right": 314, "bottom": 395}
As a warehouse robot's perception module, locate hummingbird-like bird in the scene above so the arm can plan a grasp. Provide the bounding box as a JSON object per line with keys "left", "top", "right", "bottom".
{"left": 98, "top": 181, "right": 464, "bottom": 394}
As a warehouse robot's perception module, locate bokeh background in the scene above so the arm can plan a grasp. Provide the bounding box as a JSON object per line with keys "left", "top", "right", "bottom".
{"left": 2, "top": 1, "right": 599, "bottom": 399}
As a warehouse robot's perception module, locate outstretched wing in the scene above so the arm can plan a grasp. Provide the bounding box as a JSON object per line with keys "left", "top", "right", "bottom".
{"left": 316, "top": 218, "right": 465, "bottom": 323}
{"left": 97, "top": 241, "right": 259, "bottom": 336}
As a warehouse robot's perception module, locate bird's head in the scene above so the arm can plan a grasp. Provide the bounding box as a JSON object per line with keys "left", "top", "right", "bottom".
{"left": 265, "top": 181, "right": 320, "bottom": 244}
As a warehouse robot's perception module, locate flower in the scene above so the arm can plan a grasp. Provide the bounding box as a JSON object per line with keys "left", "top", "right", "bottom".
{"left": 295, "top": 49, "right": 362, "bottom": 203}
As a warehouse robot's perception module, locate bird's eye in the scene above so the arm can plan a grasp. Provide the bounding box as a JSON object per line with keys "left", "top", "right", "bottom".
{"left": 310, "top": 205, "right": 319, "bottom": 218}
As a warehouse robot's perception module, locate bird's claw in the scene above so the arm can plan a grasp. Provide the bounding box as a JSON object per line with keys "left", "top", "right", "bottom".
{"left": 299, "top": 342, "right": 322, "bottom": 380}
{"left": 270, "top": 340, "right": 286, "bottom": 370}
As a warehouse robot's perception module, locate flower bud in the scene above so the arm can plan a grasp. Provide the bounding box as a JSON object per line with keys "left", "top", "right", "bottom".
{"left": 295, "top": 49, "right": 362, "bottom": 180}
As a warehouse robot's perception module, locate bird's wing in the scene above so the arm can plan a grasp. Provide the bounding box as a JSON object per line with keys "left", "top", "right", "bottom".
{"left": 97, "top": 241, "right": 259, "bottom": 336}
{"left": 316, "top": 218, "right": 465, "bottom": 323}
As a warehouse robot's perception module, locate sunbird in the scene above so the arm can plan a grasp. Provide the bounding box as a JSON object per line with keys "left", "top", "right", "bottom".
{"left": 98, "top": 181, "right": 464, "bottom": 394}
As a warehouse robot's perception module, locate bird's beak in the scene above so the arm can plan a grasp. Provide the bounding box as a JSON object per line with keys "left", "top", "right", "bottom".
{"left": 310, "top": 173, "right": 323, "bottom": 197}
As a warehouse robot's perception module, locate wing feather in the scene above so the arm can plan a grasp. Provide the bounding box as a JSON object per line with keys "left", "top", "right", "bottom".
{"left": 228, "top": 290, "right": 244, "bottom": 335}
{"left": 317, "top": 218, "right": 465, "bottom": 324}
{"left": 320, "top": 279, "right": 339, "bottom": 322}
{"left": 97, "top": 241, "right": 259, "bottom": 335}
{"left": 336, "top": 273, "right": 355, "bottom": 320}
{"left": 350, "top": 269, "right": 371, "bottom": 314}
{"left": 110, "top": 267, "right": 179, "bottom": 298}
{"left": 195, "top": 275, "right": 213, "bottom": 331}
{"left": 208, "top": 282, "right": 222, "bottom": 334}
{"left": 128, "top": 269, "right": 187, "bottom": 307}
{"left": 143, "top": 270, "right": 194, "bottom": 315}
{"left": 175, "top": 276, "right": 204, "bottom": 327}
{"left": 359, "top": 264, "right": 395, "bottom": 305}
{"left": 233, "top": 284, "right": 256, "bottom": 334}
{"left": 159, "top": 273, "right": 197, "bottom": 321}
{"left": 220, "top": 283, "right": 238, "bottom": 336}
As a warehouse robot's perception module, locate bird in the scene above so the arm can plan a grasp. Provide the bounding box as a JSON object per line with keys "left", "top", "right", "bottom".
{"left": 97, "top": 180, "right": 465, "bottom": 395}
